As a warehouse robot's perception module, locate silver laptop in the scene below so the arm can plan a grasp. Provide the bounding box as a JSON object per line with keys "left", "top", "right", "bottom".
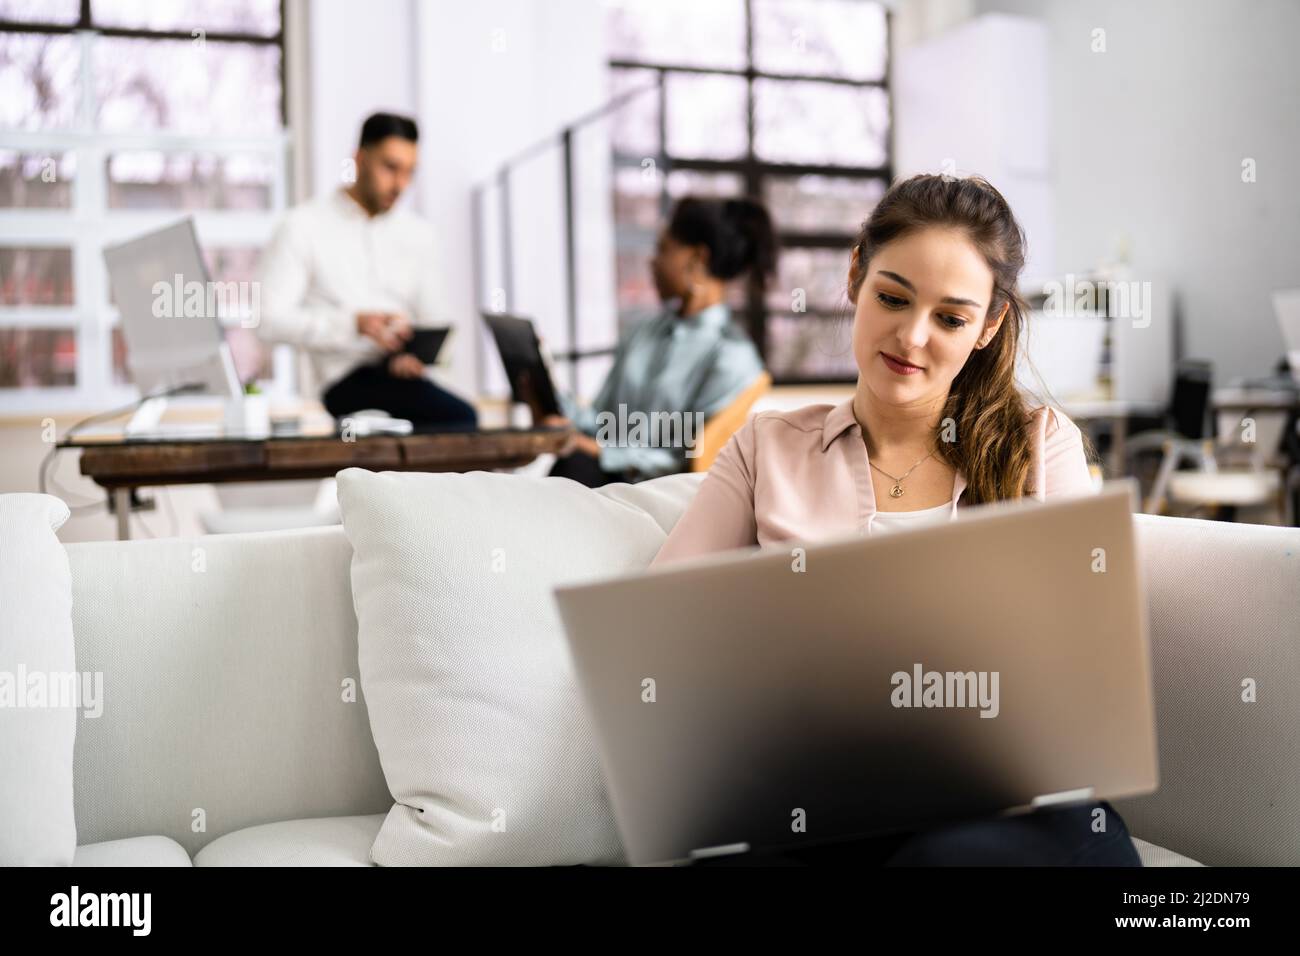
{"left": 553, "top": 479, "right": 1158, "bottom": 865}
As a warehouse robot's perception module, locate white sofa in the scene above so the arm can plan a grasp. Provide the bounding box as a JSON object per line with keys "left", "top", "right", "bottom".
{"left": 39, "top": 473, "right": 1300, "bottom": 865}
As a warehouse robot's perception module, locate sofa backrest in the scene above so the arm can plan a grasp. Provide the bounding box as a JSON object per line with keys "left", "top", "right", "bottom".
{"left": 64, "top": 478, "right": 1300, "bottom": 864}
{"left": 67, "top": 524, "right": 390, "bottom": 857}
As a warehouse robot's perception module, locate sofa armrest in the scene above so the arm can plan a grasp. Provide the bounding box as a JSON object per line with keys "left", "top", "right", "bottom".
{"left": 1112, "top": 514, "right": 1300, "bottom": 865}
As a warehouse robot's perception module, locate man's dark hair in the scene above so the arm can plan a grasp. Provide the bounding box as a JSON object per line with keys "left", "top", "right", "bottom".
{"left": 359, "top": 112, "right": 419, "bottom": 149}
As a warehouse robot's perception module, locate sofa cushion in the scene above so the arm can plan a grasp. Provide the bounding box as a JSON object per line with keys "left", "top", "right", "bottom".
{"left": 336, "top": 468, "right": 702, "bottom": 866}
{"left": 66, "top": 524, "right": 391, "bottom": 857}
{"left": 194, "top": 814, "right": 385, "bottom": 867}
{"left": 0, "top": 493, "right": 78, "bottom": 866}
{"left": 73, "top": 835, "right": 192, "bottom": 867}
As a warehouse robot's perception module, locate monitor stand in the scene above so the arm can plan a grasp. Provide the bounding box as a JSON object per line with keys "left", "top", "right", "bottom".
{"left": 123, "top": 393, "right": 267, "bottom": 439}
{"left": 124, "top": 396, "right": 170, "bottom": 437}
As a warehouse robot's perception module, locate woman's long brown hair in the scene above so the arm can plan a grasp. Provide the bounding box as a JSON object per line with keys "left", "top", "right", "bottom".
{"left": 848, "top": 174, "right": 1097, "bottom": 505}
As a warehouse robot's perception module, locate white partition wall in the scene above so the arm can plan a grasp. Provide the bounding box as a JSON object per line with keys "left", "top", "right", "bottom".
{"left": 413, "top": 0, "right": 611, "bottom": 403}
{"left": 894, "top": 13, "right": 1054, "bottom": 279}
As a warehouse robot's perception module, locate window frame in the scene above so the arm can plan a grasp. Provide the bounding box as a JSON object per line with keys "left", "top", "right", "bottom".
{"left": 608, "top": 0, "right": 892, "bottom": 386}
{"left": 0, "top": 0, "right": 292, "bottom": 412}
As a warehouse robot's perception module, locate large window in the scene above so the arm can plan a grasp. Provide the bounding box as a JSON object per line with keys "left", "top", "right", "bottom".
{"left": 0, "top": 0, "right": 289, "bottom": 412}
{"left": 607, "top": 0, "right": 891, "bottom": 384}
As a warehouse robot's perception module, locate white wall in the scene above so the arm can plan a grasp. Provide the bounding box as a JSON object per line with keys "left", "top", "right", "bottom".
{"left": 306, "top": 0, "right": 418, "bottom": 202}
{"left": 894, "top": 13, "right": 1054, "bottom": 279}
{"left": 1042, "top": 0, "right": 1300, "bottom": 380}
{"left": 413, "top": 0, "right": 612, "bottom": 400}
{"left": 903, "top": 0, "right": 1300, "bottom": 380}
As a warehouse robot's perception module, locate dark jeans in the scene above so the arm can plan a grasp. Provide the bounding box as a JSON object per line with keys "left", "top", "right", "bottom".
{"left": 691, "top": 801, "right": 1142, "bottom": 867}
{"left": 549, "top": 449, "right": 624, "bottom": 488}
{"left": 322, "top": 362, "right": 477, "bottom": 427}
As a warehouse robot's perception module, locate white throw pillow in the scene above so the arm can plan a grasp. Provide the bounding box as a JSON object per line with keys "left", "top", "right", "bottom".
{"left": 336, "top": 468, "right": 702, "bottom": 866}
{"left": 0, "top": 493, "right": 77, "bottom": 865}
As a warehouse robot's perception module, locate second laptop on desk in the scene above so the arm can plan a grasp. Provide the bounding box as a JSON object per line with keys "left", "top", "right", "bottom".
{"left": 482, "top": 312, "right": 563, "bottom": 420}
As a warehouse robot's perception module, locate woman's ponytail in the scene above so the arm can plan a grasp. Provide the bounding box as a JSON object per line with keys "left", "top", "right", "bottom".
{"left": 720, "top": 198, "right": 778, "bottom": 284}
{"left": 668, "top": 196, "right": 779, "bottom": 286}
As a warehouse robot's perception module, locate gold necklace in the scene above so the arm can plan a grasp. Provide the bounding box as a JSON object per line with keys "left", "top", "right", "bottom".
{"left": 869, "top": 448, "right": 937, "bottom": 498}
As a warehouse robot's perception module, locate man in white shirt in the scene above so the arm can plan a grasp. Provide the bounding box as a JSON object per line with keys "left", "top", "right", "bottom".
{"left": 256, "top": 112, "right": 476, "bottom": 426}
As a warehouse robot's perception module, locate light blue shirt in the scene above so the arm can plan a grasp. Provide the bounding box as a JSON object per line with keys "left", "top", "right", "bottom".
{"left": 561, "top": 302, "right": 765, "bottom": 479}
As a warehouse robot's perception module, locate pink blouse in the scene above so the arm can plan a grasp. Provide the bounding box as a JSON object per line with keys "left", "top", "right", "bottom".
{"left": 651, "top": 398, "right": 1096, "bottom": 565}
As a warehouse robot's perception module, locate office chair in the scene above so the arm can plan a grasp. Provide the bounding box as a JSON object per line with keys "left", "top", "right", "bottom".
{"left": 1286, "top": 409, "right": 1300, "bottom": 527}
{"left": 1129, "top": 359, "right": 1290, "bottom": 522}
{"left": 690, "top": 371, "right": 772, "bottom": 473}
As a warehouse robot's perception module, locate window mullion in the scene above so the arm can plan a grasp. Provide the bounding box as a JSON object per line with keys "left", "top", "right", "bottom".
{"left": 75, "top": 27, "right": 95, "bottom": 131}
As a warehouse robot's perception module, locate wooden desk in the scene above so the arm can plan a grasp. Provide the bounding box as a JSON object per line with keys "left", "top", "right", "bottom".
{"left": 62, "top": 426, "right": 571, "bottom": 539}
{"left": 1212, "top": 384, "right": 1299, "bottom": 413}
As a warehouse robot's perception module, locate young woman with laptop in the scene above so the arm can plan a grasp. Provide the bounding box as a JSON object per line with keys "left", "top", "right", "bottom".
{"left": 651, "top": 173, "right": 1142, "bottom": 866}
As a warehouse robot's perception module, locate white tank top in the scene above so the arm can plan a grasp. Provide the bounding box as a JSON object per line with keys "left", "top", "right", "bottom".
{"left": 870, "top": 499, "right": 954, "bottom": 536}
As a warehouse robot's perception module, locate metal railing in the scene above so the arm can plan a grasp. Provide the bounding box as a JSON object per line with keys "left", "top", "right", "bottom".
{"left": 471, "top": 78, "right": 666, "bottom": 395}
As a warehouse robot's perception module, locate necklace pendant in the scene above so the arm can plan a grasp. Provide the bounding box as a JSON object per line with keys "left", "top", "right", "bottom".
{"left": 890, "top": 484, "right": 904, "bottom": 498}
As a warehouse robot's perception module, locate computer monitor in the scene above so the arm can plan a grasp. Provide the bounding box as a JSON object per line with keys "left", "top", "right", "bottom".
{"left": 103, "top": 218, "right": 242, "bottom": 401}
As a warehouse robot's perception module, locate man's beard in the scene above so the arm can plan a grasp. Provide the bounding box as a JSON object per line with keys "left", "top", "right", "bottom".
{"left": 355, "top": 181, "right": 396, "bottom": 214}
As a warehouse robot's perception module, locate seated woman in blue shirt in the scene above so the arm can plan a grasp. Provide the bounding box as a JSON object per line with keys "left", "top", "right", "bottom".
{"left": 544, "top": 196, "right": 777, "bottom": 487}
